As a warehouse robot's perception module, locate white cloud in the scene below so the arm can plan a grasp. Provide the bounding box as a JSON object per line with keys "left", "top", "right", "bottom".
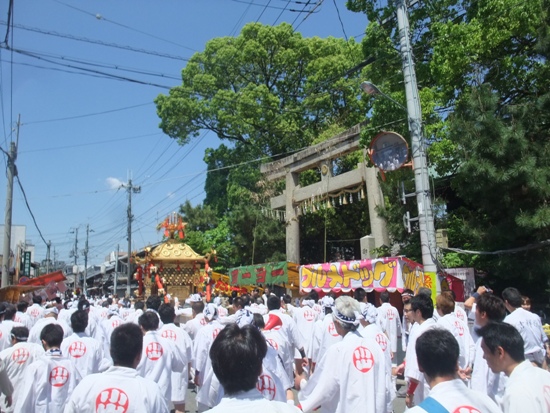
{"left": 106, "top": 177, "right": 124, "bottom": 190}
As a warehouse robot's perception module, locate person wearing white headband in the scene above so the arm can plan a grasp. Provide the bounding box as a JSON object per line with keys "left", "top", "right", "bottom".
{"left": 297, "top": 296, "right": 389, "bottom": 413}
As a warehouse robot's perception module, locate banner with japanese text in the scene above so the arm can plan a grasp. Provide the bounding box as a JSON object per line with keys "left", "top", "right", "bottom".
{"left": 229, "top": 262, "right": 288, "bottom": 286}
{"left": 299, "top": 257, "right": 425, "bottom": 293}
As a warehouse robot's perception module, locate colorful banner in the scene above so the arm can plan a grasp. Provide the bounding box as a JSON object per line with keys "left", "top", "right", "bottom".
{"left": 229, "top": 262, "right": 288, "bottom": 286}
{"left": 300, "top": 257, "right": 425, "bottom": 293}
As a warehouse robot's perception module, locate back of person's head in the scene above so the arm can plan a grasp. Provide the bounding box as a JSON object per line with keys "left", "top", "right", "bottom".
{"left": 78, "top": 300, "right": 91, "bottom": 312}
{"left": 417, "top": 287, "right": 432, "bottom": 298}
{"left": 416, "top": 328, "right": 459, "bottom": 379}
{"left": 267, "top": 295, "right": 280, "bottom": 311}
{"left": 477, "top": 294, "right": 506, "bottom": 322}
{"left": 11, "top": 326, "right": 29, "bottom": 342}
{"left": 241, "top": 294, "right": 251, "bottom": 308}
{"left": 191, "top": 301, "right": 204, "bottom": 314}
{"left": 32, "top": 295, "right": 43, "bottom": 305}
{"left": 478, "top": 321, "right": 525, "bottom": 363}
{"left": 4, "top": 304, "right": 16, "bottom": 320}
{"left": 146, "top": 295, "right": 162, "bottom": 311}
{"left": 501, "top": 287, "right": 522, "bottom": 308}
{"left": 70, "top": 310, "right": 89, "bottom": 333}
{"left": 354, "top": 288, "right": 367, "bottom": 302}
{"left": 138, "top": 311, "right": 159, "bottom": 331}
{"left": 380, "top": 291, "right": 390, "bottom": 303}
{"left": 411, "top": 294, "right": 434, "bottom": 320}
{"left": 110, "top": 323, "right": 143, "bottom": 368}
{"left": 17, "top": 301, "right": 28, "bottom": 312}
{"left": 134, "top": 301, "right": 145, "bottom": 311}
{"left": 333, "top": 296, "right": 360, "bottom": 332}
{"left": 40, "top": 324, "right": 64, "bottom": 347}
{"left": 106, "top": 298, "right": 113, "bottom": 306}
{"left": 158, "top": 304, "right": 175, "bottom": 324}
{"left": 282, "top": 294, "right": 292, "bottom": 305}
{"left": 252, "top": 313, "right": 265, "bottom": 329}
{"left": 233, "top": 297, "right": 244, "bottom": 309}
{"left": 309, "top": 290, "right": 319, "bottom": 303}
{"left": 436, "top": 292, "right": 455, "bottom": 316}
{"left": 209, "top": 324, "right": 267, "bottom": 395}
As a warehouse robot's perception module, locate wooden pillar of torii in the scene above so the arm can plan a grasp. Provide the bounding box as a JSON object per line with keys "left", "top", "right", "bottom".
{"left": 260, "top": 123, "right": 390, "bottom": 264}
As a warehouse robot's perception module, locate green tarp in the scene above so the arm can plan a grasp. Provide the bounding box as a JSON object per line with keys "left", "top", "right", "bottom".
{"left": 229, "top": 262, "right": 288, "bottom": 286}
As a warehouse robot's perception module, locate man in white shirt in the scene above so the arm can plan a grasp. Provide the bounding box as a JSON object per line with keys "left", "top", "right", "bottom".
{"left": 183, "top": 299, "right": 207, "bottom": 340}
{"left": 296, "top": 296, "right": 388, "bottom": 413}
{"left": 407, "top": 328, "right": 501, "bottom": 413}
{"left": 26, "top": 295, "right": 45, "bottom": 328}
{"left": 14, "top": 302, "right": 32, "bottom": 330}
{"left": 205, "top": 323, "right": 300, "bottom": 413}
{"left": 502, "top": 287, "right": 548, "bottom": 366}
{"left": 64, "top": 323, "right": 168, "bottom": 412}
{"left": 16, "top": 324, "right": 80, "bottom": 413}
{"left": 479, "top": 321, "right": 550, "bottom": 413}
{"left": 377, "top": 291, "right": 402, "bottom": 356}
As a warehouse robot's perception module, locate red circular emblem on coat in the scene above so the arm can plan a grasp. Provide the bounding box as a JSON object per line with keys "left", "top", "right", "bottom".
{"left": 267, "top": 338, "right": 279, "bottom": 351}
{"left": 69, "top": 341, "right": 87, "bottom": 358}
{"left": 145, "top": 342, "right": 164, "bottom": 361}
{"left": 387, "top": 309, "right": 395, "bottom": 320}
{"left": 454, "top": 320, "right": 464, "bottom": 336}
{"left": 96, "top": 388, "right": 129, "bottom": 413}
{"left": 456, "top": 311, "right": 465, "bottom": 321}
{"left": 49, "top": 366, "right": 69, "bottom": 387}
{"left": 162, "top": 330, "right": 177, "bottom": 341}
{"left": 304, "top": 310, "right": 315, "bottom": 322}
{"left": 452, "top": 407, "right": 481, "bottom": 413}
{"left": 352, "top": 346, "right": 375, "bottom": 373}
{"left": 31, "top": 309, "right": 40, "bottom": 317}
{"left": 111, "top": 320, "right": 121, "bottom": 329}
{"left": 11, "top": 348, "right": 29, "bottom": 364}
{"left": 200, "top": 318, "right": 207, "bottom": 326}
{"left": 375, "top": 333, "right": 388, "bottom": 352}
{"left": 328, "top": 322, "right": 339, "bottom": 337}
{"left": 257, "top": 374, "right": 277, "bottom": 400}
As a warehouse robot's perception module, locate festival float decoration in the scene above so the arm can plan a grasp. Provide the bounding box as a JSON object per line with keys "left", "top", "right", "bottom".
{"left": 132, "top": 213, "right": 216, "bottom": 300}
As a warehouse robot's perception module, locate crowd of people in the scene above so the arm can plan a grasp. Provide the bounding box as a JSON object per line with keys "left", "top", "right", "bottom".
{"left": 0, "top": 284, "right": 547, "bottom": 412}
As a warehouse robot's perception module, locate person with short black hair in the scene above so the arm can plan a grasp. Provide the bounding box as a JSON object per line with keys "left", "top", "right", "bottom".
{"left": 61, "top": 310, "right": 110, "bottom": 379}
{"left": 205, "top": 324, "right": 300, "bottom": 413}
{"left": 404, "top": 294, "right": 437, "bottom": 408}
{"left": 14, "top": 301, "right": 32, "bottom": 330}
{"left": 479, "top": 321, "right": 550, "bottom": 413}
{"left": 471, "top": 293, "right": 507, "bottom": 402}
{"left": 137, "top": 311, "right": 184, "bottom": 404}
{"left": 502, "top": 287, "right": 547, "bottom": 366}
{"left": 65, "top": 323, "right": 168, "bottom": 412}
{"left": 15, "top": 324, "right": 80, "bottom": 412}
{"left": 158, "top": 304, "right": 192, "bottom": 413}
{"left": 407, "top": 329, "right": 501, "bottom": 413}
{"left": 26, "top": 296, "right": 45, "bottom": 328}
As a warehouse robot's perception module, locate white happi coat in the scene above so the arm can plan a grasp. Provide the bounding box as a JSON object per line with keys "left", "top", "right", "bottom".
{"left": 204, "top": 388, "right": 300, "bottom": 413}
{"left": 309, "top": 315, "right": 342, "bottom": 366}
{"left": 437, "top": 313, "right": 475, "bottom": 369}
{"left": 299, "top": 330, "right": 388, "bottom": 413}
{"left": 64, "top": 366, "right": 169, "bottom": 413}
{"left": 14, "top": 311, "right": 33, "bottom": 330}
{"left": 15, "top": 350, "right": 81, "bottom": 413}
{"left": 470, "top": 336, "right": 506, "bottom": 403}
{"left": 404, "top": 318, "right": 437, "bottom": 405}
{"left": 136, "top": 330, "right": 184, "bottom": 402}
{"left": 0, "top": 341, "right": 44, "bottom": 412}
{"left": 501, "top": 359, "right": 550, "bottom": 413}
{"left": 159, "top": 323, "right": 193, "bottom": 403}
{"left": 183, "top": 313, "right": 207, "bottom": 340}
{"left": 257, "top": 344, "right": 292, "bottom": 403}
{"left": 504, "top": 308, "right": 547, "bottom": 364}
{"left": 376, "top": 302, "right": 402, "bottom": 353}
{"left": 407, "top": 379, "right": 501, "bottom": 413}
{"left": 61, "top": 332, "right": 111, "bottom": 378}
{"left": 0, "top": 323, "right": 14, "bottom": 352}
{"left": 193, "top": 320, "right": 225, "bottom": 409}
{"left": 99, "top": 316, "right": 124, "bottom": 357}
{"left": 262, "top": 328, "right": 294, "bottom": 381}
{"left": 264, "top": 310, "right": 305, "bottom": 357}
{"left": 26, "top": 303, "right": 45, "bottom": 327}
{"left": 292, "top": 306, "right": 318, "bottom": 356}
{"left": 360, "top": 323, "right": 395, "bottom": 412}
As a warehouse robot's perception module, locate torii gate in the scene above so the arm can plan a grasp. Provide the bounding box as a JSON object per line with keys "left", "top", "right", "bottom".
{"left": 260, "top": 122, "right": 390, "bottom": 264}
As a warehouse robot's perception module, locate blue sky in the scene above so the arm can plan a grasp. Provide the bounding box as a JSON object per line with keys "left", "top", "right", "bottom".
{"left": 0, "top": 0, "right": 367, "bottom": 268}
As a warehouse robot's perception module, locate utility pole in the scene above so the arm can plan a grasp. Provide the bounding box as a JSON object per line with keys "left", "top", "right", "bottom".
{"left": 82, "top": 224, "right": 93, "bottom": 297}
{"left": 70, "top": 227, "right": 79, "bottom": 294}
{"left": 123, "top": 178, "right": 140, "bottom": 297}
{"left": 45, "top": 240, "right": 51, "bottom": 274}
{"left": 2, "top": 115, "right": 19, "bottom": 287}
{"left": 396, "top": 0, "right": 439, "bottom": 294}
{"left": 114, "top": 244, "right": 119, "bottom": 296}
